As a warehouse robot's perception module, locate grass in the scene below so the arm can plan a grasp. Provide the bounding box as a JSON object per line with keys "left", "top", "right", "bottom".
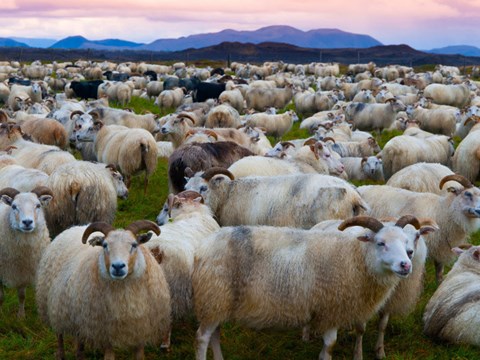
{"left": 1, "top": 95, "right": 480, "bottom": 359}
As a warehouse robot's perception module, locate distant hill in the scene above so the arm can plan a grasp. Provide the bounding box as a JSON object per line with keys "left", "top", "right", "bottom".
{"left": 10, "top": 37, "right": 56, "bottom": 48}
{"left": 49, "top": 36, "right": 144, "bottom": 50}
{"left": 0, "top": 38, "right": 29, "bottom": 48}
{"left": 141, "top": 25, "right": 382, "bottom": 51}
{"left": 427, "top": 45, "right": 480, "bottom": 57}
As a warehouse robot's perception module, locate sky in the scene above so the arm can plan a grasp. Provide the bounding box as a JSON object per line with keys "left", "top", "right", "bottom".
{"left": 0, "top": 0, "right": 479, "bottom": 49}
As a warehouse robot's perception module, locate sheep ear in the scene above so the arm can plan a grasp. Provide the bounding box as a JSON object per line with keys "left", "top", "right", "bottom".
{"left": 418, "top": 225, "right": 437, "bottom": 236}
{"left": 1, "top": 195, "right": 13, "bottom": 206}
{"left": 88, "top": 236, "right": 105, "bottom": 247}
{"left": 137, "top": 232, "right": 153, "bottom": 244}
{"left": 473, "top": 249, "right": 480, "bottom": 261}
{"left": 357, "top": 235, "right": 371, "bottom": 242}
{"left": 193, "top": 196, "right": 204, "bottom": 203}
{"left": 446, "top": 187, "right": 461, "bottom": 195}
{"left": 38, "top": 194, "right": 53, "bottom": 207}
{"left": 451, "top": 247, "right": 465, "bottom": 256}
{"left": 210, "top": 174, "right": 229, "bottom": 188}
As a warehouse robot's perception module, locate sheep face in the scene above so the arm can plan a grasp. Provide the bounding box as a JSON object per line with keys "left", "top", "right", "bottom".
{"left": 362, "top": 156, "right": 383, "bottom": 177}
{"left": 2, "top": 192, "right": 51, "bottom": 233}
{"left": 75, "top": 121, "right": 102, "bottom": 143}
{"left": 107, "top": 166, "right": 128, "bottom": 200}
{"left": 156, "top": 191, "right": 204, "bottom": 225}
{"left": 161, "top": 116, "right": 188, "bottom": 135}
{"left": 94, "top": 230, "right": 149, "bottom": 280}
{"left": 184, "top": 173, "right": 209, "bottom": 196}
{"left": 450, "top": 187, "right": 480, "bottom": 220}
{"left": 71, "top": 113, "right": 95, "bottom": 143}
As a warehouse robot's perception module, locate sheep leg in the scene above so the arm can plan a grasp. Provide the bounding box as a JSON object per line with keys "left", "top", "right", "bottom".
{"left": 434, "top": 260, "right": 444, "bottom": 284}
{"left": 17, "top": 287, "right": 26, "bottom": 319}
{"left": 209, "top": 326, "right": 224, "bottom": 360}
{"left": 134, "top": 344, "right": 144, "bottom": 360}
{"left": 375, "top": 312, "right": 390, "bottom": 359}
{"left": 160, "top": 327, "right": 172, "bottom": 351}
{"left": 319, "top": 328, "right": 337, "bottom": 360}
{"left": 56, "top": 334, "right": 65, "bottom": 360}
{"left": 196, "top": 322, "right": 219, "bottom": 360}
{"left": 143, "top": 173, "right": 148, "bottom": 195}
{"left": 126, "top": 175, "right": 132, "bottom": 189}
{"left": 104, "top": 347, "right": 115, "bottom": 360}
{"left": 0, "top": 283, "right": 3, "bottom": 309}
{"left": 302, "top": 324, "right": 311, "bottom": 342}
{"left": 353, "top": 322, "right": 366, "bottom": 360}
{"left": 75, "top": 339, "right": 85, "bottom": 360}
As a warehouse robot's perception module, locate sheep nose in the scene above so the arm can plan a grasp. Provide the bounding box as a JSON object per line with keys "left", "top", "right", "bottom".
{"left": 112, "top": 262, "right": 126, "bottom": 271}
{"left": 22, "top": 219, "right": 33, "bottom": 227}
{"left": 400, "top": 261, "right": 411, "bottom": 272}
{"left": 161, "top": 127, "right": 168, "bottom": 134}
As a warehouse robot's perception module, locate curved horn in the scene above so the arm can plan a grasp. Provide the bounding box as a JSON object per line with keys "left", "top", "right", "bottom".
{"left": 385, "top": 98, "right": 396, "bottom": 103}
{"left": 280, "top": 141, "right": 295, "bottom": 149}
{"left": 201, "top": 167, "right": 235, "bottom": 181}
{"left": 0, "top": 110, "right": 8, "bottom": 123}
{"left": 303, "top": 138, "right": 317, "bottom": 146}
{"left": 322, "top": 137, "right": 336, "bottom": 144}
{"left": 0, "top": 187, "right": 20, "bottom": 200}
{"left": 395, "top": 215, "right": 420, "bottom": 229}
{"left": 204, "top": 129, "right": 218, "bottom": 140}
{"left": 338, "top": 216, "right": 384, "bottom": 233}
{"left": 82, "top": 222, "right": 115, "bottom": 244}
{"left": 70, "top": 110, "right": 84, "bottom": 119}
{"left": 30, "top": 186, "right": 54, "bottom": 199}
{"left": 184, "top": 129, "right": 196, "bottom": 139}
{"left": 125, "top": 220, "right": 160, "bottom": 237}
{"left": 464, "top": 115, "right": 480, "bottom": 126}
{"left": 3, "top": 145, "right": 17, "bottom": 154}
{"left": 105, "top": 163, "right": 118, "bottom": 172}
{"left": 439, "top": 174, "right": 473, "bottom": 190}
{"left": 177, "top": 112, "right": 196, "bottom": 125}
{"left": 177, "top": 190, "right": 204, "bottom": 203}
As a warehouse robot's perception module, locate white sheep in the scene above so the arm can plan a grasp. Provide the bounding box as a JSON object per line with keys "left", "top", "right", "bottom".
{"left": 185, "top": 168, "right": 368, "bottom": 228}
{"left": 380, "top": 134, "right": 454, "bottom": 180}
{"left": 406, "top": 103, "right": 460, "bottom": 136}
{"left": 341, "top": 155, "right": 384, "bottom": 181}
{"left": 0, "top": 162, "right": 48, "bottom": 192}
{"left": 156, "top": 87, "right": 186, "bottom": 109}
{"left": 345, "top": 99, "right": 407, "bottom": 131}
{"left": 204, "top": 104, "right": 241, "bottom": 128}
{"left": 245, "top": 84, "right": 294, "bottom": 111}
{"left": 423, "top": 83, "right": 472, "bottom": 108}
{"left": 244, "top": 110, "right": 298, "bottom": 139}
{"left": 423, "top": 244, "right": 480, "bottom": 346}
{"left": 452, "top": 117, "right": 480, "bottom": 182}
{"left": 35, "top": 221, "right": 171, "bottom": 359}
{"left": 328, "top": 136, "right": 380, "bottom": 158}
{"left": 358, "top": 174, "right": 480, "bottom": 283}
{"left": 0, "top": 186, "right": 53, "bottom": 318}
{"left": 218, "top": 88, "right": 245, "bottom": 112}
{"left": 193, "top": 215, "right": 429, "bottom": 360}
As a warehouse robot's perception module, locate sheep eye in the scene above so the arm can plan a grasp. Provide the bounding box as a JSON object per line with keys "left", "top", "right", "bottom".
{"left": 102, "top": 242, "right": 108, "bottom": 249}
{"left": 377, "top": 242, "right": 385, "bottom": 247}
{"left": 11, "top": 204, "right": 17, "bottom": 210}
{"left": 465, "top": 191, "right": 473, "bottom": 198}
{"left": 131, "top": 243, "right": 138, "bottom": 249}
{"left": 36, "top": 204, "right": 41, "bottom": 209}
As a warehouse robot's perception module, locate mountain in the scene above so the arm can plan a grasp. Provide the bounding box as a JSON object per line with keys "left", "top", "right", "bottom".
{"left": 10, "top": 37, "right": 56, "bottom": 48}
{"left": 427, "top": 45, "right": 480, "bottom": 57}
{"left": 141, "top": 25, "right": 382, "bottom": 51}
{"left": 49, "top": 36, "right": 144, "bottom": 50}
{"left": 0, "top": 38, "right": 29, "bottom": 48}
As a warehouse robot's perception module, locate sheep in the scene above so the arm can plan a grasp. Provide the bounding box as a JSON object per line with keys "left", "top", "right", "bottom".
{"left": 98, "top": 81, "right": 132, "bottom": 106}
{"left": 0, "top": 162, "right": 48, "bottom": 192}
{"left": 328, "top": 137, "right": 380, "bottom": 158}
{"left": 156, "top": 87, "right": 186, "bottom": 109}
{"left": 146, "top": 80, "right": 164, "bottom": 98}
{"left": 7, "top": 84, "right": 31, "bottom": 111}
{"left": 147, "top": 190, "right": 220, "bottom": 349}
{"left": 406, "top": 104, "right": 460, "bottom": 136}
{"left": 311, "top": 216, "right": 435, "bottom": 359}
{"left": 455, "top": 106, "right": 480, "bottom": 139}
{"left": 244, "top": 110, "right": 297, "bottom": 140}
{"left": 380, "top": 134, "right": 454, "bottom": 180}
{"left": 0, "top": 186, "right": 53, "bottom": 318}
{"left": 352, "top": 89, "right": 376, "bottom": 103}
{"left": 423, "top": 244, "right": 480, "bottom": 346}
{"left": 423, "top": 83, "right": 472, "bottom": 108}
{"left": 88, "top": 106, "right": 160, "bottom": 134}
{"left": 452, "top": 117, "right": 480, "bottom": 182}
{"left": 168, "top": 142, "right": 254, "bottom": 194}
{"left": 193, "top": 215, "right": 429, "bottom": 360}
{"left": 341, "top": 155, "right": 384, "bottom": 181}
{"left": 35, "top": 221, "right": 171, "bottom": 359}
{"left": 17, "top": 117, "right": 68, "bottom": 149}
{"left": 204, "top": 104, "right": 241, "bottom": 128}
{"left": 76, "top": 121, "right": 158, "bottom": 192}
{"left": 218, "top": 87, "right": 245, "bottom": 112}
{"left": 245, "top": 84, "right": 294, "bottom": 111}
{"left": 227, "top": 141, "right": 345, "bottom": 178}
{"left": 44, "top": 161, "right": 128, "bottom": 237}
{"left": 358, "top": 174, "right": 480, "bottom": 283}
{"left": 401, "top": 119, "right": 436, "bottom": 138}
{"left": 386, "top": 163, "right": 458, "bottom": 195}
{"left": 345, "top": 99, "right": 407, "bottom": 131}
{"left": 0, "top": 81, "right": 10, "bottom": 103}
{"left": 0, "top": 124, "right": 76, "bottom": 175}
{"left": 185, "top": 168, "right": 368, "bottom": 228}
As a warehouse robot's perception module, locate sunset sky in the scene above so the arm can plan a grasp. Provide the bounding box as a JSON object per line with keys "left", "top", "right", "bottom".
{"left": 0, "top": 0, "right": 479, "bottom": 49}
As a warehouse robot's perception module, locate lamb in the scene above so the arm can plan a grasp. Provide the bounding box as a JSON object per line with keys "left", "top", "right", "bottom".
{"left": 193, "top": 215, "right": 428, "bottom": 360}
{"left": 0, "top": 186, "right": 53, "bottom": 318}
{"left": 380, "top": 134, "right": 454, "bottom": 180}
{"left": 358, "top": 174, "right": 480, "bottom": 283}
{"left": 35, "top": 221, "right": 171, "bottom": 359}
{"left": 341, "top": 155, "right": 384, "bottom": 181}
{"left": 244, "top": 110, "right": 297, "bottom": 140}
{"left": 345, "top": 99, "right": 407, "bottom": 131}
{"left": 76, "top": 121, "right": 158, "bottom": 192}
{"left": 168, "top": 142, "right": 254, "bottom": 193}
{"left": 147, "top": 191, "right": 220, "bottom": 348}
{"left": 386, "top": 163, "right": 457, "bottom": 195}
{"left": 227, "top": 141, "right": 345, "bottom": 178}
{"left": 184, "top": 168, "right": 368, "bottom": 228}
{"left": 44, "top": 161, "right": 128, "bottom": 237}
{"left": 452, "top": 117, "right": 480, "bottom": 182}
{"left": 311, "top": 216, "right": 435, "bottom": 359}
{"left": 423, "top": 244, "right": 480, "bottom": 346}
{"left": 423, "top": 83, "right": 472, "bottom": 108}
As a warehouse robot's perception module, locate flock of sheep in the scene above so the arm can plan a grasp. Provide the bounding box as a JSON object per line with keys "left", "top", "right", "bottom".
{"left": 0, "top": 58, "right": 479, "bottom": 359}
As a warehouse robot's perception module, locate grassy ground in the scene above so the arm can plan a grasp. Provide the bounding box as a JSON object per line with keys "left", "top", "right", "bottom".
{"left": 1, "top": 96, "right": 480, "bottom": 359}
